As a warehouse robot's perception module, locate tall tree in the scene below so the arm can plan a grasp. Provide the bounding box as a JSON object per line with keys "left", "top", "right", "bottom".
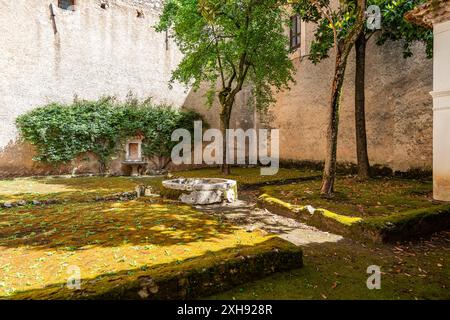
{"left": 354, "top": 30, "right": 370, "bottom": 180}
{"left": 156, "top": 0, "right": 295, "bottom": 174}
{"left": 300, "top": 0, "right": 432, "bottom": 181}
{"left": 354, "top": 0, "right": 432, "bottom": 180}
{"left": 295, "top": 0, "right": 367, "bottom": 196}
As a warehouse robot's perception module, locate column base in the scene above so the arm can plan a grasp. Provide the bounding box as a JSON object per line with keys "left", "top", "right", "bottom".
{"left": 433, "top": 176, "right": 450, "bottom": 202}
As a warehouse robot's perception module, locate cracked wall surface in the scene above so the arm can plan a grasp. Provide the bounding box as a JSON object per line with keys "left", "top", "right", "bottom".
{"left": 0, "top": 0, "right": 188, "bottom": 176}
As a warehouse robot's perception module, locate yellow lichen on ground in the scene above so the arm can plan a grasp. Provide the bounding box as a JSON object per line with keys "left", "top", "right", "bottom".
{"left": 315, "top": 209, "right": 362, "bottom": 226}
{"left": 259, "top": 193, "right": 300, "bottom": 211}
{"left": 258, "top": 193, "right": 362, "bottom": 226}
{"left": 260, "top": 177, "right": 436, "bottom": 217}
{"left": 0, "top": 199, "right": 273, "bottom": 298}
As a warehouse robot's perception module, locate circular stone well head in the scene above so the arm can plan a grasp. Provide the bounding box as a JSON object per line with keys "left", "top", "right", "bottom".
{"left": 162, "top": 178, "right": 237, "bottom": 205}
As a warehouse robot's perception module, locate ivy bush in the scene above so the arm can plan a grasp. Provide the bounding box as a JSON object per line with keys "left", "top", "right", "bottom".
{"left": 16, "top": 97, "right": 205, "bottom": 172}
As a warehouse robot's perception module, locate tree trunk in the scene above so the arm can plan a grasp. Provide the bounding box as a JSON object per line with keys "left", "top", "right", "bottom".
{"left": 320, "top": 53, "right": 348, "bottom": 197}
{"left": 320, "top": 0, "right": 366, "bottom": 197}
{"left": 355, "top": 32, "right": 371, "bottom": 181}
{"left": 219, "top": 94, "right": 233, "bottom": 175}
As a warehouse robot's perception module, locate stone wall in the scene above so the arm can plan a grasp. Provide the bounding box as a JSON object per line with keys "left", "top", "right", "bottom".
{"left": 0, "top": 1, "right": 434, "bottom": 177}
{"left": 272, "top": 34, "right": 433, "bottom": 172}
{"left": 183, "top": 21, "right": 433, "bottom": 173}
{"left": 0, "top": 0, "right": 187, "bottom": 177}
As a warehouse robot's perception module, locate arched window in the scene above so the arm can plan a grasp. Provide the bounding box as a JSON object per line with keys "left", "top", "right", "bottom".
{"left": 58, "top": 0, "right": 75, "bottom": 10}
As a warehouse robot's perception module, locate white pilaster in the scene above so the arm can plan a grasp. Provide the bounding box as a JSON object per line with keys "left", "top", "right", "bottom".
{"left": 431, "top": 20, "right": 450, "bottom": 201}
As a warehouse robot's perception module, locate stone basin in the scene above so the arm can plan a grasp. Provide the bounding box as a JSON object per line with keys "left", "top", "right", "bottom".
{"left": 162, "top": 178, "right": 237, "bottom": 205}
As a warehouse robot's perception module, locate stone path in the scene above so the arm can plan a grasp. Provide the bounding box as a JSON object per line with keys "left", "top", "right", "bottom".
{"left": 195, "top": 199, "right": 343, "bottom": 246}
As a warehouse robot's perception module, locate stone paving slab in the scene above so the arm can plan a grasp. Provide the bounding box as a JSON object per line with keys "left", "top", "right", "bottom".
{"left": 194, "top": 200, "right": 343, "bottom": 246}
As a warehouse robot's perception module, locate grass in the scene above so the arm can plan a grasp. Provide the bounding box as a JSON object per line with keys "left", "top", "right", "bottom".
{"left": 170, "top": 167, "right": 320, "bottom": 187}
{"left": 0, "top": 170, "right": 447, "bottom": 299}
{"left": 0, "top": 169, "right": 311, "bottom": 299}
{"left": 0, "top": 199, "right": 277, "bottom": 298}
{"left": 260, "top": 176, "right": 436, "bottom": 217}
{"left": 208, "top": 232, "right": 450, "bottom": 300}
{"left": 0, "top": 176, "right": 163, "bottom": 204}
{"left": 0, "top": 167, "right": 319, "bottom": 205}
{"left": 10, "top": 237, "right": 301, "bottom": 300}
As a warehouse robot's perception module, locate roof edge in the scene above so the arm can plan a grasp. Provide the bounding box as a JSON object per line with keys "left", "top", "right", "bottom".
{"left": 404, "top": 0, "right": 450, "bottom": 29}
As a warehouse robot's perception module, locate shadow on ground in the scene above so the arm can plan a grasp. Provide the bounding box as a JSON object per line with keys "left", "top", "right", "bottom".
{"left": 7, "top": 237, "right": 302, "bottom": 300}
{"left": 0, "top": 200, "right": 236, "bottom": 249}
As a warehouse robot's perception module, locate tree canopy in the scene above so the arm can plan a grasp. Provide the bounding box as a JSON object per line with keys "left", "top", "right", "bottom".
{"left": 294, "top": 0, "right": 432, "bottom": 65}
{"left": 156, "top": 0, "right": 295, "bottom": 110}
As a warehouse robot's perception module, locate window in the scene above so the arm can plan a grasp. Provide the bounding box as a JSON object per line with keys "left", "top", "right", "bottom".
{"left": 58, "top": 0, "right": 75, "bottom": 10}
{"left": 290, "top": 15, "right": 301, "bottom": 50}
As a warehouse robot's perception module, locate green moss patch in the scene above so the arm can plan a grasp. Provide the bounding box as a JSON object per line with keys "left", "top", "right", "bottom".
{"left": 258, "top": 193, "right": 362, "bottom": 226}
{"left": 260, "top": 177, "right": 436, "bottom": 217}
{"left": 10, "top": 237, "right": 302, "bottom": 300}
{"left": 316, "top": 208, "right": 363, "bottom": 226}
{"left": 0, "top": 199, "right": 302, "bottom": 299}
{"left": 258, "top": 178, "right": 450, "bottom": 242}
{"left": 258, "top": 193, "right": 364, "bottom": 238}
{"left": 208, "top": 232, "right": 450, "bottom": 300}
{"left": 360, "top": 205, "right": 450, "bottom": 242}
{"left": 0, "top": 176, "right": 164, "bottom": 205}
{"left": 171, "top": 167, "right": 320, "bottom": 189}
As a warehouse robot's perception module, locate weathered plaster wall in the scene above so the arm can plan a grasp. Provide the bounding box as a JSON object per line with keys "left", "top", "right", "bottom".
{"left": 184, "top": 84, "right": 256, "bottom": 132}
{"left": 184, "top": 22, "right": 433, "bottom": 172}
{"left": 272, "top": 31, "right": 433, "bottom": 172}
{"left": 0, "top": 0, "right": 434, "bottom": 177}
{"left": 0, "top": 0, "right": 187, "bottom": 176}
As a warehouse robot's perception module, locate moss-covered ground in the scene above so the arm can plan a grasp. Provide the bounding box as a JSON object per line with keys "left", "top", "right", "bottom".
{"left": 171, "top": 167, "right": 320, "bottom": 188}
{"left": 0, "top": 176, "right": 163, "bottom": 204}
{"left": 261, "top": 177, "right": 436, "bottom": 217}
{"left": 208, "top": 231, "right": 450, "bottom": 300}
{"left": 0, "top": 169, "right": 448, "bottom": 300}
{"left": 0, "top": 167, "right": 319, "bottom": 204}
{"left": 0, "top": 198, "right": 279, "bottom": 298}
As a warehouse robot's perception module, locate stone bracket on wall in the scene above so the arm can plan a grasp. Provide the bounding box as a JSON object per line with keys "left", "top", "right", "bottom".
{"left": 430, "top": 89, "right": 450, "bottom": 111}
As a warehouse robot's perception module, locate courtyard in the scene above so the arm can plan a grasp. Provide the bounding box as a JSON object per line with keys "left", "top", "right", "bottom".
{"left": 0, "top": 168, "right": 448, "bottom": 299}
{"left": 0, "top": 0, "right": 449, "bottom": 307}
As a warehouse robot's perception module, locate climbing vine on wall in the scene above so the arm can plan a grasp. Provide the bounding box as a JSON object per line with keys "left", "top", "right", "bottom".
{"left": 16, "top": 97, "right": 205, "bottom": 172}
